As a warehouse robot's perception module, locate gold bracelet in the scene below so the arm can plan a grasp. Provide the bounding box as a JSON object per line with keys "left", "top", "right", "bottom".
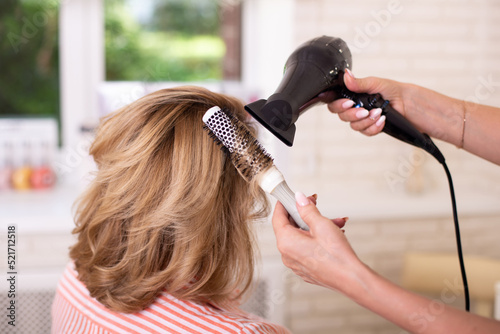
{"left": 459, "top": 104, "right": 467, "bottom": 149}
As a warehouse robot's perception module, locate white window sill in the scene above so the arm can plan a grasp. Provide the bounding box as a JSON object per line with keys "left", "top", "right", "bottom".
{"left": 0, "top": 184, "right": 82, "bottom": 234}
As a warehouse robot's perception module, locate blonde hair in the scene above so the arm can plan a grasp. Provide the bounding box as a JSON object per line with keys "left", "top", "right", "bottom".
{"left": 70, "top": 86, "right": 270, "bottom": 313}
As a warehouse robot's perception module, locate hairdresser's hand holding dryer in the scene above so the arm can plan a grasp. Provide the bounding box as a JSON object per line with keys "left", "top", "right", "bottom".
{"left": 272, "top": 69, "right": 500, "bottom": 334}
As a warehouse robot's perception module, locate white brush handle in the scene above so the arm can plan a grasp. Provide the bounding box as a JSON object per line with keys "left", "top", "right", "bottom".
{"left": 271, "top": 181, "right": 310, "bottom": 231}
{"left": 259, "top": 166, "right": 309, "bottom": 231}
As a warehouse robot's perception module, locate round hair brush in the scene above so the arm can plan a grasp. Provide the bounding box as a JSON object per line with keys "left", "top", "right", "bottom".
{"left": 203, "top": 106, "right": 309, "bottom": 231}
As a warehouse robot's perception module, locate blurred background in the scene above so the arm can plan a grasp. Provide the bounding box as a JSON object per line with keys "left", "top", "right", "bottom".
{"left": 1, "top": 0, "right": 500, "bottom": 333}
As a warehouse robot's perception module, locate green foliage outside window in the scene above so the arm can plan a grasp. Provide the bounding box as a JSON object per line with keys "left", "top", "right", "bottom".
{"left": 0, "top": 0, "right": 225, "bottom": 119}
{"left": 0, "top": 0, "right": 60, "bottom": 118}
{"left": 105, "top": 0, "right": 225, "bottom": 82}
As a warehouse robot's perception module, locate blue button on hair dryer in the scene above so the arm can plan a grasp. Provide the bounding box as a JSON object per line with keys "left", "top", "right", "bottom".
{"left": 245, "top": 35, "right": 444, "bottom": 164}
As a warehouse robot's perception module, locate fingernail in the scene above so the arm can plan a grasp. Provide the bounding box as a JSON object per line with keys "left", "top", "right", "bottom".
{"left": 312, "top": 193, "right": 318, "bottom": 201}
{"left": 369, "top": 108, "right": 382, "bottom": 120}
{"left": 345, "top": 68, "right": 355, "bottom": 79}
{"left": 356, "top": 109, "right": 369, "bottom": 119}
{"left": 295, "top": 191, "right": 311, "bottom": 207}
{"left": 376, "top": 115, "right": 386, "bottom": 127}
{"left": 342, "top": 216, "right": 349, "bottom": 222}
{"left": 342, "top": 100, "right": 355, "bottom": 109}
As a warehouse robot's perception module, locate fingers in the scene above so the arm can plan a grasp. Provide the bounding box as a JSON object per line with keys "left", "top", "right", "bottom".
{"left": 327, "top": 70, "right": 387, "bottom": 136}
{"left": 332, "top": 217, "right": 348, "bottom": 229}
{"left": 327, "top": 98, "right": 354, "bottom": 116}
{"left": 272, "top": 202, "right": 297, "bottom": 257}
{"left": 328, "top": 98, "right": 370, "bottom": 122}
{"left": 295, "top": 193, "right": 339, "bottom": 235}
{"left": 328, "top": 99, "right": 370, "bottom": 124}
{"left": 272, "top": 201, "right": 292, "bottom": 234}
{"left": 328, "top": 103, "right": 386, "bottom": 136}
{"left": 351, "top": 113, "right": 386, "bottom": 136}
{"left": 344, "top": 69, "right": 385, "bottom": 95}
{"left": 273, "top": 193, "right": 344, "bottom": 233}
{"left": 359, "top": 116, "right": 386, "bottom": 136}
{"left": 310, "top": 194, "right": 318, "bottom": 205}
{"left": 272, "top": 193, "right": 317, "bottom": 236}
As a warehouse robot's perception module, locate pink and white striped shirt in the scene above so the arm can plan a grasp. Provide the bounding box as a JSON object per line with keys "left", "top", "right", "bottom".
{"left": 51, "top": 263, "right": 291, "bottom": 334}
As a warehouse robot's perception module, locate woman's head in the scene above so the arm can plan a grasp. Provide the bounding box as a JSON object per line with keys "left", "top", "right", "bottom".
{"left": 70, "top": 86, "right": 270, "bottom": 313}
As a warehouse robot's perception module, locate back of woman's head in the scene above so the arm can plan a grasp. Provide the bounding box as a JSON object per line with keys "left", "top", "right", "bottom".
{"left": 70, "top": 86, "right": 270, "bottom": 313}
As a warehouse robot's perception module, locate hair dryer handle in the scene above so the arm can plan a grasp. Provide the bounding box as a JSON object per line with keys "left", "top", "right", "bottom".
{"left": 339, "top": 89, "right": 445, "bottom": 164}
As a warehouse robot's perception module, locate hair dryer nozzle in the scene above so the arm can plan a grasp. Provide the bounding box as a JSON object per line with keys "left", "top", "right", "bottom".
{"left": 245, "top": 99, "right": 296, "bottom": 146}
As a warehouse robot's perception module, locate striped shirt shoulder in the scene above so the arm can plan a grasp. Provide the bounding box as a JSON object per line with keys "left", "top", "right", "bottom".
{"left": 51, "top": 263, "right": 291, "bottom": 334}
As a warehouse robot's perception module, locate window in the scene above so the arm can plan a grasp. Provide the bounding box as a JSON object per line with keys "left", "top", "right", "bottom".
{"left": 57, "top": 0, "right": 291, "bottom": 153}
{"left": 104, "top": 0, "right": 241, "bottom": 82}
{"left": 0, "top": 1, "right": 60, "bottom": 121}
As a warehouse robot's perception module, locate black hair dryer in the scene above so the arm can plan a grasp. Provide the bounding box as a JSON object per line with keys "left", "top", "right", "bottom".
{"left": 245, "top": 35, "right": 444, "bottom": 164}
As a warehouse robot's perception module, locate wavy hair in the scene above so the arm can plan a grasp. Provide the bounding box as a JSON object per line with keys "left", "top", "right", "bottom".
{"left": 70, "top": 86, "right": 270, "bottom": 313}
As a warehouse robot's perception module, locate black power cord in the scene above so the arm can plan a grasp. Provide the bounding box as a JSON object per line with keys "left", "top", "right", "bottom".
{"left": 442, "top": 162, "right": 469, "bottom": 311}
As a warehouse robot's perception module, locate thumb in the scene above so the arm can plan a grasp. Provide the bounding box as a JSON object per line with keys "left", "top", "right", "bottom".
{"left": 344, "top": 69, "right": 383, "bottom": 95}
{"left": 295, "top": 192, "right": 331, "bottom": 233}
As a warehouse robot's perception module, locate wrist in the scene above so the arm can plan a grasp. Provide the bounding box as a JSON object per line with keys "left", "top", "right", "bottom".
{"left": 324, "top": 257, "right": 377, "bottom": 304}
{"left": 403, "top": 84, "right": 465, "bottom": 145}
{"left": 345, "top": 262, "right": 380, "bottom": 304}
{"left": 332, "top": 259, "right": 400, "bottom": 314}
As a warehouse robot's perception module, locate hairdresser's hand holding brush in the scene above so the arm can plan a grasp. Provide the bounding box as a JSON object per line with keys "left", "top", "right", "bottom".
{"left": 328, "top": 69, "right": 500, "bottom": 166}
{"left": 272, "top": 193, "right": 500, "bottom": 334}
{"left": 273, "top": 193, "right": 355, "bottom": 290}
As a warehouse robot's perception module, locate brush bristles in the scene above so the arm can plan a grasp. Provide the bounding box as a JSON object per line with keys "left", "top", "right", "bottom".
{"left": 203, "top": 107, "right": 274, "bottom": 182}
{"left": 202, "top": 124, "right": 230, "bottom": 155}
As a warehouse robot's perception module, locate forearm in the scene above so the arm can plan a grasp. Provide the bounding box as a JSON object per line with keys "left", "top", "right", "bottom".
{"left": 345, "top": 264, "right": 500, "bottom": 334}
{"left": 462, "top": 102, "right": 500, "bottom": 165}
{"left": 402, "top": 84, "right": 500, "bottom": 165}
